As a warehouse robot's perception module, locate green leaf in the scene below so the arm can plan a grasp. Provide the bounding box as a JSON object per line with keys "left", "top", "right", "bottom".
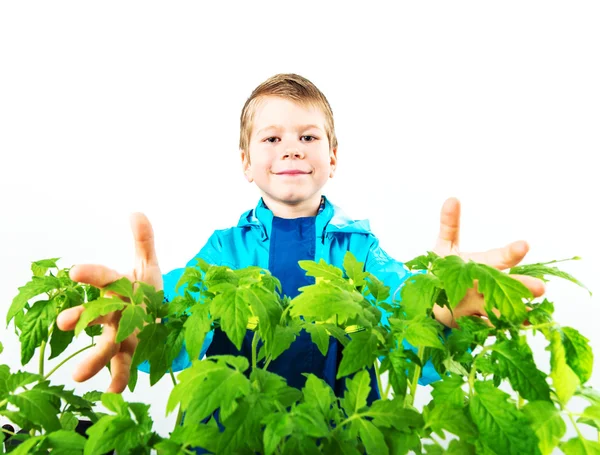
{"left": 561, "top": 438, "right": 600, "bottom": 455}
{"left": 446, "top": 440, "right": 476, "bottom": 455}
{"left": 562, "top": 326, "right": 593, "bottom": 384}
{"left": 523, "top": 401, "right": 566, "bottom": 455}
{"left": 211, "top": 289, "right": 251, "bottom": 350}
{"left": 471, "top": 263, "right": 532, "bottom": 324}
{"left": 433, "top": 255, "right": 474, "bottom": 308}
{"left": 48, "top": 327, "right": 74, "bottom": 362}
{"left": 8, "top": 435, "right": 46, "bottom": 455}
{"left": 176, "top": 266, "right": 204, "bottom": 293}
{"left": 245, "top": 285, "right": 283, "bottom": 348}
{"left": 19, "top": 300, "right": 55, "bottom": 365}
{"left": 358, "top": 418, "right": 388, "bottom": 455}
{"left": 455, "top": 316, "right": 491, "bottom": 344}
{"left": 380, "top": 351, "right": 409, "bottom": 400}
{"left": 299, "top": 258, "right": 344, "bottom": 281}
{"left": 365, "top": 399, "right": 423, "bottom": 432}
{"left": 302, "top": 374, "right": 335, "bottom": 419}
{"left": 74, "top": 297, "right": 127, "bottom": 336}
{"left": 304, "top": 322, "right": 330, "bottom": 356}
{"left": 166, "top": 424, "right": 220, "bottom": 453}
{"left": 578, "top": 405, "right": 600, "bottom": 430}
{"left": 204, "top": 265, "right": 239, "bottom": 293}
{"left": 343, "top": 251, "right": 369, "bottom": 288}
{"left": 6, "top": 370, "right": 40, "bottom": 393}
{"left": 400, "top": 273, "right": 442, "bottom": 318}
{"left": 115, "top": 304, "right": 145, "bottom": 343}
{"left": 103, "top": 276, "right": 134, "bottom": 300}
{"left": 425, "top": 402, "right": 478, "bottom": 441}
{"left": 341, "top": 370, "right": 371, "bottom": 415}
{"left": 101, "top": 392, "right": 129, "bottom": 415}
{"left": 7, "top": 275, "right": 61, "bottom": 325}
{"left": 137, "top": 282, "right": 166, "bottom": 318}
{"left": 8, "top": 389, "right": 61, "bottom": 432}
{"left": 269, "top": 325, "right": 299, "bottom": 361}
{"left": 402, "top": 315, "right": 445, "bottom": 350}
{"left": 167, "top": 359, "right": 251, "bottom": 423}
{"left": 470, "top": 381, "right": 539, "bottom": 455}
{"left": 263, "top": 413, "right": 294, "bottom": 455}
{"left": 404, "top": 251, "right": 440, "bottom": 271}
{"left": 291, "top": 282, "right": 363, "bottom": 325}
{"left": 60, "top": 412, "right": 79, "bottom": 431}
{"left": 84, "top": 415, "right": 138, "bottom": 455}
{"left": 337, "top": 331, "right": 380, "bottom": 378}
{"left": 130, "top": 323, "right": 170, "bottom": 385}
{"left": 510, "top": 259, "right": 591, "bottom": 295}
{"left": 430, "top": 374, "right": 466, "bottom": 408}
{"left": 184, "top": 304, "right": 212, "bottom": 361}
{"left": 365, "top": 273, "right": 390, "bottom": 303}
{"left": 492, "top": 340, "right": 551, "bottom": 402}
{"left": 549, "top": 329, "right": 580, "bottom": 406}
{"left": 293, "top": 403, "right": 330, "bottom": 438}
{"left": 31, "top": 258, "right": 60, "bottom": 277}
{"left": 44, "top": 429, "right": 86, "bottom": 452}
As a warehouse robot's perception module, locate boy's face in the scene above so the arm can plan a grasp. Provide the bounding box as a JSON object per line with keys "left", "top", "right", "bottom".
{"left": 241, "top": 96, "right": 337, "bottom": 215}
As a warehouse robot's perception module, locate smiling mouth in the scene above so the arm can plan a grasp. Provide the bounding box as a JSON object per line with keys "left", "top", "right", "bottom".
{"left": 275, "top": 171, "right": 311, "bottom": 175}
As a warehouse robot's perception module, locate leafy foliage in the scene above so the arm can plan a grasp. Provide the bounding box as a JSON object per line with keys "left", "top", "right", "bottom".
{"left": 1, "top": 252, "right": 597, "bottom": 453}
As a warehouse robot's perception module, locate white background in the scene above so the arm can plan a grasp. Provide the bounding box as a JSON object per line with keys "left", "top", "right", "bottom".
{"left": 1, "top": 0, "right": 599, "bottom": 444}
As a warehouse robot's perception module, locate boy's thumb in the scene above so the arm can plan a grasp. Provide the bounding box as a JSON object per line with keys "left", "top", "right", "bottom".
{"left": 130, "top": 212, "right": 158, "bottom": 264}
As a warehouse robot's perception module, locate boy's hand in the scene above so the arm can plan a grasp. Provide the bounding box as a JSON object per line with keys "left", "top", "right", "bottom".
{"left": 431, "top": 198, "right": 545, "bottom": 328}
{"left": 56, "top": 213, "right": 163, "bottom": 393}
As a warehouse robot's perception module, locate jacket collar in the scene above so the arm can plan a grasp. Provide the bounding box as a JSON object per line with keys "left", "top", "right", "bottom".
{"left": 237, "top": 195, "right": 372, "bottom": 241}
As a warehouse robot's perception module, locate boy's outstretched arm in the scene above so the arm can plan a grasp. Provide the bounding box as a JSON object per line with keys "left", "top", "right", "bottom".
{"left": 55, "top": 213, "right": 163, "bottom": 393}
{"left": 431, "top": 197, "right": 545, "bottom": 327}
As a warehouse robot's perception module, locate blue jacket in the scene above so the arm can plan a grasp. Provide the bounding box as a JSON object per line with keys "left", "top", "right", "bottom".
{"left": 152, "top": 195, "right": 440, "bottom": 386}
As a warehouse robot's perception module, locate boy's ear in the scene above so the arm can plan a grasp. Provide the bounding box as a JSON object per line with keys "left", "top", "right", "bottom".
{"left": 241, "top": 149, "right": 253, "bottom": 183}
{"left": 329, "top": 147, "right": 338, "bottom": 178}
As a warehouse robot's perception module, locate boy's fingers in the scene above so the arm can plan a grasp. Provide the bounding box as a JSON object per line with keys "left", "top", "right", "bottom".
{"left": 69, "top": 264, "right": 124, "bottom": 289}
{"left": 72, "top": 326, "right": 119, "bottom": 383}
{"left": 130, "top": 212, "right": 158, "bottom": 266}
{"left": 510, "top": 274, "right": 546, "bottom": 297}
{"left": 462, "top": 240, "right": 530, "bottom": 270}
{"left": 107, "top": 351, "right": 132, "bottom": 393}
{"left": 434, "top": 197, "right": 461, "bottom": 254}
{"left": 56, "top": 306, "right": 114, "bottom": 331}
{"left": 56, "top": 306, "right": 85, "bottom": 331}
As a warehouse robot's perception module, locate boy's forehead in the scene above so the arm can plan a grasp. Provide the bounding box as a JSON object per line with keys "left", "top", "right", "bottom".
{"left": 252, "top": 96, "right": 326, "bottom": 135}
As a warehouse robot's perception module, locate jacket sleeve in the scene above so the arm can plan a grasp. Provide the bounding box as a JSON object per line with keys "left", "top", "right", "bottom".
{"left": 364, "top": 236, "right": 442, "bottom": 386}
{"left": 138, "top": 231, "right": 223, "bottom": 373}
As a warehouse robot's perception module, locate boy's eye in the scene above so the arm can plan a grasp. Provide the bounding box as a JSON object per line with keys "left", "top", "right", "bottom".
{"left": 263, "top": 136, "right": 317, "bottom": 143}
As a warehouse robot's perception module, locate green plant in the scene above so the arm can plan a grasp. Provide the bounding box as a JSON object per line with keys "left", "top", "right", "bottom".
{"left": 1, "top": 252, "right": 597, "bottom": 454}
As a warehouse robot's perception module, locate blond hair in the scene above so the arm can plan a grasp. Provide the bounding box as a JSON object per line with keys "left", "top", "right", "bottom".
{"left": 239, "top": 73, "right": 338, "bottom": 158}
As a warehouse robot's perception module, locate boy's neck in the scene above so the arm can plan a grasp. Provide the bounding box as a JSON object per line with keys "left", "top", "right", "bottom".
{"left": 262, "top": 194, "right": 323, "bottom": 219}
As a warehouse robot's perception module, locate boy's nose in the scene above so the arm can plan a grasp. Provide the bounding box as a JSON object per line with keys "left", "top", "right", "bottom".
{"left": 282, "top": 148, "right": 304, "bottom": 159}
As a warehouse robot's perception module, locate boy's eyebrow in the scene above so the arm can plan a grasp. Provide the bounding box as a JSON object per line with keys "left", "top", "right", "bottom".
{"left": 255, "top": 124, "right": 323, "bottom": 136}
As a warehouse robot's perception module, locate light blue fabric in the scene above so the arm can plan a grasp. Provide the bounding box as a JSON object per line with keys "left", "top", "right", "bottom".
{"left": 140, "top": 195, "right": 441, "bottom": 385}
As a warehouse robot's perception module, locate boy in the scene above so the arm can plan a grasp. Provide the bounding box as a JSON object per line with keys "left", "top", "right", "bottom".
{"left": 56, "top": 73, "right": 545, "bottom": 397}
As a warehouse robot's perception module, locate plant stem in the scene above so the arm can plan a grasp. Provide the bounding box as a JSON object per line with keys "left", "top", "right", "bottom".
{"left": 374, "top": 360, "right": 385, "bottom": 399}
{"left": 44, "top": 343, "right": 96, "bottom": 380}
{"left": 39, "top": 340, "right": 47, "bottom": 378}
{"left": 169, "top": 368, "right": 177, "bottom": 387}
{"left": 334, "top": 413, "right": 366, "bottom": 433}
{"left": 405, "top": 346, "right": 424, "bottom": 408}
{"left": 567, "top": 410, "right": 585, "bottom": 443}
{"left": 251, "top": 331, "right": 258, "bottom": 371}
{"left": 1, "top": 427, "right": 16, "bottom": 437}
{"left": 263, "top": 357, "right": 272, "bottom": 370}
